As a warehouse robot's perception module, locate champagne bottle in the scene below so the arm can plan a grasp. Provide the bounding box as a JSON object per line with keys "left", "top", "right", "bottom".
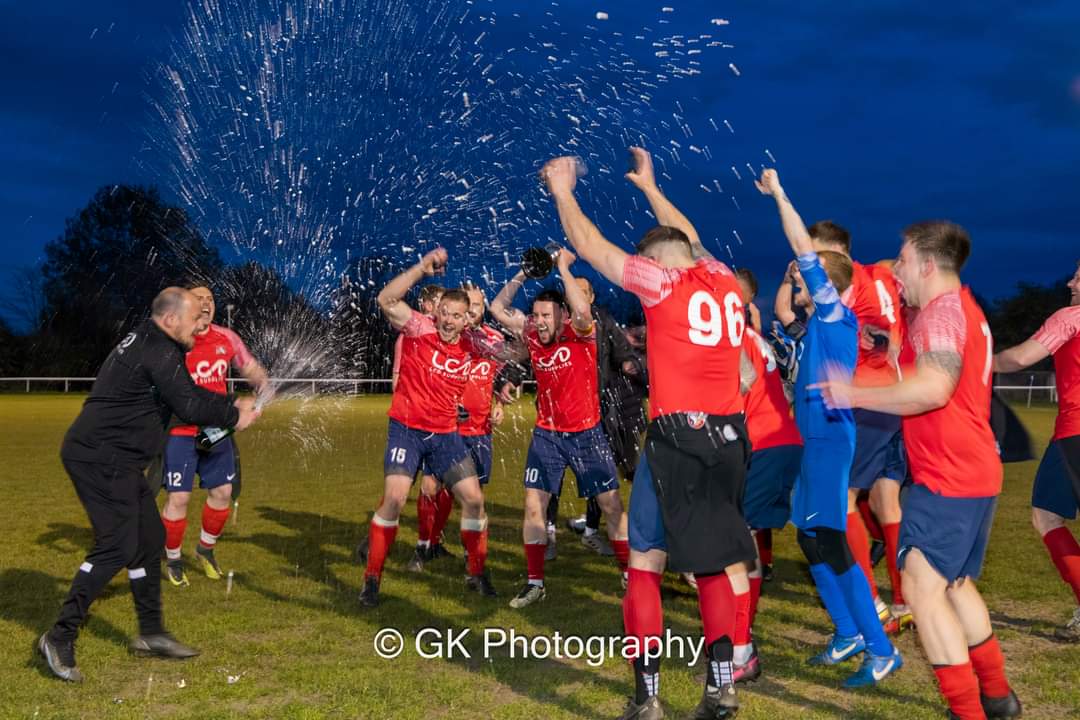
{"left": 195, "top": 425, "right": 234, "bottom": 452}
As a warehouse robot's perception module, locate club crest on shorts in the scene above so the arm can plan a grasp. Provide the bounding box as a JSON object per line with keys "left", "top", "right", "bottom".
{"left": 686, "top": 411, "right": 707, "bottom": 429}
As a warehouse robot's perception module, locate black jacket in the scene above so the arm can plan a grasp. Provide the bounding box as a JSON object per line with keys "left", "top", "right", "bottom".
{"left": 61, "top": 319, "right": 240, "bottom": 470}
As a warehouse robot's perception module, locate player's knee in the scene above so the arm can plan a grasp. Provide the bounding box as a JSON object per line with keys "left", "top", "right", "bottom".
{"left": 815, "top": 528, "right": 855, "bottom": 575}
{"left": 596, "top": 489, "right": 622, "bottom": 515}
{"left": 900, "top": 549, "right": 946, "bottom": 602}
{"left": 1032, "top": 507, "right": 1066, "bottom": 536}
{"left": 796, "top": 530, "right": 822, "bottom": 565}
{"left": 208, "top": 485, "right": 232, "bottom": 504}
{"left": 164, "top": 492, "right": 190, "bottom": 516}
{"left": 869, "top": 480, "right": 900, "bottom": 518}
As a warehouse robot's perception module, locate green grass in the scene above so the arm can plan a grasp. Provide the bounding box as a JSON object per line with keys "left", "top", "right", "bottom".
{"left": 1, "top": 395, "right": 1078, "bottom": 719}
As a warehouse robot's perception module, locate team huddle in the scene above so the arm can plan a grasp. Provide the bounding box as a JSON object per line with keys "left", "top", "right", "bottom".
{"left": 35, "top": 147, "right": 1080, "bottom": 720}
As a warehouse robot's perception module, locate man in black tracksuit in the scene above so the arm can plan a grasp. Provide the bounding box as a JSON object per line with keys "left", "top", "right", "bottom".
{"left": 37, "top": 287, "right": 258, "bottom": 683}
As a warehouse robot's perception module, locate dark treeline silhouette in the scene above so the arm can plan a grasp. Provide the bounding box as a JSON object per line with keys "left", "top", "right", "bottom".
{"left": 0, "top": 183, "right": 1072, "bottom": 379}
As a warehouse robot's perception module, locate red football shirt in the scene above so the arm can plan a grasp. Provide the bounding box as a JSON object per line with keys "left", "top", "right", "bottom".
{"left": 459, "top": 324, "right": 505, "bottom": 437}
{"left": 525, "top": 316, "right": 601, "bottom": 433}
{"left": 1032, "top": 305, "right": 1080, "bottom": 440}
{"left": 622, "top": 255, "right": 745, "bottom": 419}
{"left": 901, "top": 289, "right": 1001, "bottom": 497}
{"left": 743, "top": 328, "right": 803, "bottom": 451}
{"left": 172, "top": 324, "right": 255, "bottom": 436}
{"left": 846, "top": 261, "right": 902, "bottom": 387}
{"left": 389, "top": 312, "right": 488, "bottom": 433}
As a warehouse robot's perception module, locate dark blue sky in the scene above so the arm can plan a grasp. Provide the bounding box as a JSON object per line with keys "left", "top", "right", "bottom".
{"left": 2, "top": 0, "right": 1078, "bottom": 318}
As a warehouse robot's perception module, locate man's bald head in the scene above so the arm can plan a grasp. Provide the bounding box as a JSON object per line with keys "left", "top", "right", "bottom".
{"left": 152, "top": 287, "right": 189, "bottom": 319}
{"left": 152, "top": 287, "right": 204, "bottom": 350}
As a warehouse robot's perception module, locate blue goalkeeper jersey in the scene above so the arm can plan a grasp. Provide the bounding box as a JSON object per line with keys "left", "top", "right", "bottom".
{"left": 792, "top": 252, "right": 858, "bottom": 443}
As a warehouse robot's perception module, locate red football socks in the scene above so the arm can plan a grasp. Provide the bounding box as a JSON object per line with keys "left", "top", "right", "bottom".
{"left": 696, "top": 572, "right": 736, "bottom": 646}
{"left": 199, "top": 504, "right": 231, "bottom": 549}
{"left": 365, "top": 517, "right": 399, "bottom": 580}
{"left": 845, "top": 512, "right": 879, "bottom": 599}
{"left": 623, "top": 569, "right": 663, "bottom": 660}
{"left": 933, "top": 662, "right": 986, "bottom": 719}
{"left": 525, "top": 542, "right": 546, "bottom": 582}
{"left": 1042, "top": 526, "right": 1080, "bottom": 603}
{"left": 416, "top": 493, "right": 436, "bottom": 544}
{"left": 882, "top": 522, "right": 904, "bottom": 605}
{"left": 461, "top": 525, "right": 487, "bottom": 576}
{"left": 969, "top": 635, "right": 1011, "bottom": 700}
{"left": 162, "top": 516, "right": 187, "bottom": 558}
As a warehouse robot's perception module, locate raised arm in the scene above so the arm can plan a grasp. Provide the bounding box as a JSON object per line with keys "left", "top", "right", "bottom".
{"left": 541, "top": 157, "right": 628, "bottom": 287}
{"left": 774, "top": 262, "right": 797, "bottom": 326}
{"left": 755, "top": 169, "right": 814, "bottom": 257}
{"left": 377, "top": 248, "right": 447, "bottom": 330}
{"left": 490, "top": 270, "right": 529, "bottom": 337}
{"left": 555, "top": 248, "right": 594, "bottom": 333}
{"left": 625, "top": 146, "right": 709, "bottom": 259}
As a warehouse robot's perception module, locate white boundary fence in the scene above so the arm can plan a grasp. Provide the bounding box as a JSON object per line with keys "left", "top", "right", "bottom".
{"left": 0, "top": 377, "right": 539, "bottom": 395}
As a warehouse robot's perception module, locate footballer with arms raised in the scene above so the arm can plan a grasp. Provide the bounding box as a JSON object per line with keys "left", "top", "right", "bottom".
{"left": 542, "top": 147, "right": 757, "bottom": 720}
{"left": 358, "top": 248, "right": 504, "bottom": 607}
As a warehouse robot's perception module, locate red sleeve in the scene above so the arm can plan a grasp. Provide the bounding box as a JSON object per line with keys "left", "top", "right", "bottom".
{"left": 401, "top": 311, "right": 434, "bottom": 338}
{"left": 911, "top": 292, "right": 966, "bottom": 356}
{"left": 218, "top": 326, "right": 255, "bottom": 370}
{"left": 622, "top": 255, "right": 673, "bottom": 308}
{"left": 1032, "top": 306, "right": 1080, "bottom": 355}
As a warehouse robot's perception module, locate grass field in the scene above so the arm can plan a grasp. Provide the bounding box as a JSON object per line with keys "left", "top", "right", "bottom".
{"left": 1, "top": 394, "right": 1079, "bottom": 719}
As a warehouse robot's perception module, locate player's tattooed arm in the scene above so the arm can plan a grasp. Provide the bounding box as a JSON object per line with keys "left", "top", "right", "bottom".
{"left": 625, "top": 146, "right": 710, "bottom": 259}
{"left": 490, "top": 271, "right": 529, "bottom": 337}
{"left": 378, "top": 248, "right": 447, "bottom": 330}
{"left": 820, "top": 348, "right": 961, "bottom": 415}
{"left": 919, "top": 350, "right": 962, "bottom": 384}
{"left": 739, "top": 348, "right": 757, "bottom": 395}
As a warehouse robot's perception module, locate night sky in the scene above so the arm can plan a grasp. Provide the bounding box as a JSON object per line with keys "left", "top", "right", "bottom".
{"left": 2, "top": 0, "right": 1078, "bottom": 324}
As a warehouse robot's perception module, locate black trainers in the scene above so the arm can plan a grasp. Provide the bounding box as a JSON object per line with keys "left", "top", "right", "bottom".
{"left": 982, "top": 690, "right": 1022, "bottom": 719}
{"left": 870, "top": 539, "right": 886, "bottom": 567}
{"left": 615, "top": 695, "right": 665, "bottom": 719}
{"left": 130, "top": 632, "right": 200, "bottom": 659}
{"left": 407, "top": 546, "right": 426, "bottom": 573}
{"left": 429, "top": 544, "right": 455, "bottom": 561}
{"left": 689, "top": 683, "right": 739, "bottom": 719}
{"left": 359, "top": 576, "right": 380, "bottom": 607}
{"left": 37, "top": 632, "right": 83, "bottom": 683}
{"left": 355, "top": 536, "right": 369, "bottom": 564}
{"left": 465, "top": 572, "right": 497, "bottom": 597}
{"left": 761, "top": 563, "right": 774, "bottom": 583}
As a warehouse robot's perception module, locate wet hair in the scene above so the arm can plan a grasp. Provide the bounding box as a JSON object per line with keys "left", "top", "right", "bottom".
{"left": 534, "top": 289, "right": 567, "bottom": 311}
{"left": 903, "top": 221, "right": 971, "bottom": 273}
{"left": 816, "top": 250, "right": 854, "bottom": 294}
{"left": 635, "top": 225, "right": 691, "bottom": 255}
{"left": 734, "top": 268, "right": 758, "bottom": 299}
{"left": 183, "top": 279, "right": 212, "bottom": 292}
{"left": 419, "top": 284, "right": 445, "bottom": 305}
{"left": 152, "top": 287, "right": 189, "bottom": 318}
{"left": 808, "top": 220, "right": 851, "bottom": 254}
{"left": 439, "top": 288, "right": 469, "bottom": 307}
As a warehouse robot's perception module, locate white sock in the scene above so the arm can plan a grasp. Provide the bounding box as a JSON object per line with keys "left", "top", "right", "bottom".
{"left": 733, "top": 643, "right": 752, "bottom": 666}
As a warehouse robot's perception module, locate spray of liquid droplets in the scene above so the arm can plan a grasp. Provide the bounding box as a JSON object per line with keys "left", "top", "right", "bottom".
{"left": 142, "top": 0, "right": 765, "bottom": 434}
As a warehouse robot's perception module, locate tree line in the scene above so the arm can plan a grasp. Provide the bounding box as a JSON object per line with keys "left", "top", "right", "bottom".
{"left": 0, "top": 184, "right": 1070, "bottom": 378}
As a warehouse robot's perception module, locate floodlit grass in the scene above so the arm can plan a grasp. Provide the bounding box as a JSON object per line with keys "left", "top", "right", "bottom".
{"left": 1, "top": 394, "right": 1078, "bottom": 719}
